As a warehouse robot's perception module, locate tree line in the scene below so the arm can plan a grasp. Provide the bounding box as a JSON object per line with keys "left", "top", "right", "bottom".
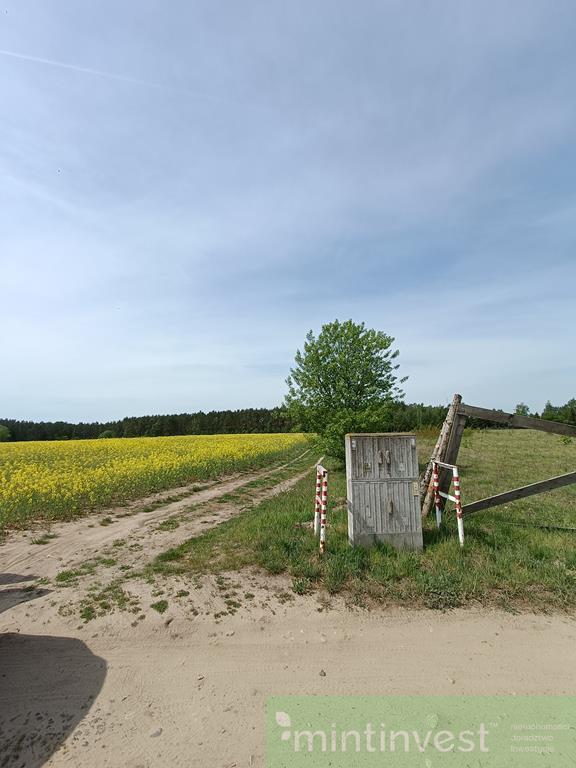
{"left": 0, "top": 408, "right": 292, "bottom": 442}
{"left": 1, "top": 402, "right": 452, "bottom": 443}
{"left": 1, "top": 398, "right": 574, "bottom": 443}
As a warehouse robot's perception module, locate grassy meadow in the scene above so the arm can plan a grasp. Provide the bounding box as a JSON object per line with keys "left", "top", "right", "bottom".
{"left": 154, "top": 429, "right": 576, "bottom": 611}
{"left": 0, "top": 433, "right": 310, "bottom": 531}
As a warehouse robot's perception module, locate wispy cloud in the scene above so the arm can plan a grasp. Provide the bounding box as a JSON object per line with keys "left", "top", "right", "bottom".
{"left": 0, "top": 47, "right": 158, "bottom": 86}
{"left": 0, "top": 47, "right": 270, "bottom": 110}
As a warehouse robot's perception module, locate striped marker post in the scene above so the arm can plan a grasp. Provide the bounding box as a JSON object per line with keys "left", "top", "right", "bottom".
{"left": 314, "top": 467, "right": 322, "bottom": 536}
{"left": 452, "top": 465, "right": 464, "bottom": 547}
{"left": 315, "top": 465, "right": 328, "bottom": 554}
{"left": 432, "top": 462, "right": 442, "bottom": 529}
{"left": 431, "top": 460, "right": 464, "bottom": 547}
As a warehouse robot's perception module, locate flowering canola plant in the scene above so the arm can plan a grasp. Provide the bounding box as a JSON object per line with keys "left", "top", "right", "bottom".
{"left": 0, "top": 433, "right": 308, "bottom": 529}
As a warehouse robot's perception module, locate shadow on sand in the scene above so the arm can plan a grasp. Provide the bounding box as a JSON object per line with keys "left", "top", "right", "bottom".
{"left": 0, "top": 633, "right": 107, "bottom": 767}
{"left": 0, "top": 586, "right": 52, "bottom": 616}
{"left": 0, "top": 574, "right": 37, "bottom": 587}
{"left": 0, "top": 575, "right": 52, "bottom": 617}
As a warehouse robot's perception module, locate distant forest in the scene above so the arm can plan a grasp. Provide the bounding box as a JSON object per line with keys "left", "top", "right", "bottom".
{"left": 1, "top": 403, "right": 447, "bottom": 442}
{"left": 1, "top": 399, "right": 573, "bottom": 442}
{"left": 0, "top": 408, "right": 292, "bottom": 442}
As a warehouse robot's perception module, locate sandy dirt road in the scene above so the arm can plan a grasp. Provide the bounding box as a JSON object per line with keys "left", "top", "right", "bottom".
{"left": 2, "top": 457, "right": 576, "bottom": 768}
{"left": 3, "top": 598, "right": 576, "bottom": 768}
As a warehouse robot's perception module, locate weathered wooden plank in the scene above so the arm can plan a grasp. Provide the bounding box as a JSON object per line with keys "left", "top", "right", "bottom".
{"left": 420, "top": 393, "right": 462, "bottom": 517}
{"left": 459, "top": 404, "right": 576, "bottom": 437}
{"left": 461, "top": 470, "right": 576, "bottom": 516}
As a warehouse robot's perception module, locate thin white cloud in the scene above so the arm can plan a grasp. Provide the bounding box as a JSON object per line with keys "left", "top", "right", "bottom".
{"left": 0, "top": 47, "right": 270, "bottom": 110}
{"left": 0, "top": 48, "right": 157, "bottom": 87}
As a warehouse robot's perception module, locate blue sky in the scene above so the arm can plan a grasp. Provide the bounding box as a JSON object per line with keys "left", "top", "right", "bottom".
{"left": 1, "top": 1, "right": 575, "bottom": 422}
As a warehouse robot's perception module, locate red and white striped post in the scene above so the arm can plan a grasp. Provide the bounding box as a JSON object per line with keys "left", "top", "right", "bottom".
{"left": 432, "top": 462, "right": 442, "bottom": 529}
{"left": 452, "top": 465, "right": 464, "bottom": 547}
{"left": 432, "top": 460, "right": 464, "bottom": 547}
{"left": 314, "top": 467, "right": 322, "bottom": 536}
{"left": 315, "top": 465, "right": 328, "bottom": 554}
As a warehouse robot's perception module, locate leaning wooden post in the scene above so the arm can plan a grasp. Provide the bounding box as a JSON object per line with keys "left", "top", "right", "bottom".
{"left": 421, "top": 393, "right": 462, "bottom": 518}
{"left": 438, "top": 412, "right": 467, "bottom": 511}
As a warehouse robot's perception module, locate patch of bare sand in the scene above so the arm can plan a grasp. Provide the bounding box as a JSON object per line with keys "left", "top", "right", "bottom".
{"left": 2, "top": 574, "right": 576, "bottom": 768}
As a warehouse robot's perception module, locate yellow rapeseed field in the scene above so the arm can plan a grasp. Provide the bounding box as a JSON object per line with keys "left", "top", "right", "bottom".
{"left": 0, "top": 433, "right": 309, "bottom": 529}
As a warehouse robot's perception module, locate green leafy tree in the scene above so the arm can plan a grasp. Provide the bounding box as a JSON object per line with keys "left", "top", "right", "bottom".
{"left": 542, "top": 398, "right": 576, "bottom": 424}
{"left": 0, "top": 424, "right": 11, "bottom": 442}
{"left": 515, "top": 402, "right": 530, "bottom": 417}
{"left": 98, "top": 429, "right": 116, "bottom": 439}
{"left": 285, "top": 319, "right": 406, "bottom": 457}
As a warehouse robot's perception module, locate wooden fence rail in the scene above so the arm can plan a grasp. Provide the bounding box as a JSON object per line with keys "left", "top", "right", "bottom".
{"left": 459, "top": 404, "right": 576, "bottom": 438}
{"left": 461, "top": 470, "right": 576, "bottom": 516}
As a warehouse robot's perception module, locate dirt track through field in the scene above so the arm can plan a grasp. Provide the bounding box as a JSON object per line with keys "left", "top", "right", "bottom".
{"left": 0, "top": 448, "right": 316, "bottom": 583}
{"left": 2, "top": 451, "right": 576, "bottom": 768}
